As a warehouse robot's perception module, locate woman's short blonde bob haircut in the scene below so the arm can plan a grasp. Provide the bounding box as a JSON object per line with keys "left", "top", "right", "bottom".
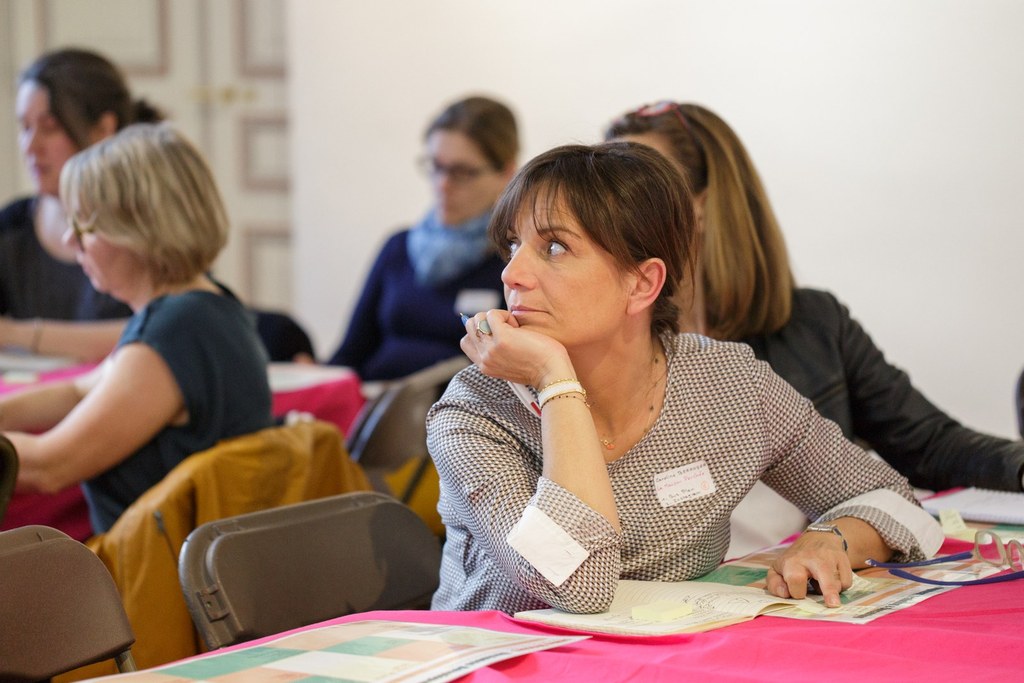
{"left": 60, "top": 122, "right": 228, "bottom": 287}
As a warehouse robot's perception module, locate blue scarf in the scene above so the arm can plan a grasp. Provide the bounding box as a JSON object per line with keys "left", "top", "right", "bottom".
{"left": 407, "top": 208, "right": 494, "bottom": 288}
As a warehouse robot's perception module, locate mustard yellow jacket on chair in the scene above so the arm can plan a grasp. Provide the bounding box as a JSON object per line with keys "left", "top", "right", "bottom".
{"left": 57, "top": 420, "right": 371, "bottom": 680}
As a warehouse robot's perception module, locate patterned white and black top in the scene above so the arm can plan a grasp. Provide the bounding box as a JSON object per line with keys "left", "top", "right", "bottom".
{"left": 426, "top": 333, "right": 932, "bottom": 615}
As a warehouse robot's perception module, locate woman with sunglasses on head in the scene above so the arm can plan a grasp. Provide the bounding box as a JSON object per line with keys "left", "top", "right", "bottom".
{"left": 0, "top": 47, "right": 163, "bottom": 361}
{"left": 606, "top": 102, "right": 1024, "bottom": 553}
{"left": 0, "top": 123, "right": 273, "bottom": 534}
{"left": 327, "top": 95, "right": 517, "bottom": 380}
{"left": 428, "top": 142, "right": 941, "bottom": 615}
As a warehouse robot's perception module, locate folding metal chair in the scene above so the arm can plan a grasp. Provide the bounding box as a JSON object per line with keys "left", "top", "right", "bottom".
{"left": 87, "top": 419, "right": 371, "bottom": 670}
{"left": 178, "top": 491, "right": 442, "bottom": 650}
{"left": 1016, "top": 367, "right": 1024, "bottom": 438}
{"left": 345, "top": 356, "right": 469, "bottom": 500}
{"left": 253, "top": 309, "right": 316, "bottom": 362}
{"left": 0, "top": 525, "right": 137, "bottom": 681}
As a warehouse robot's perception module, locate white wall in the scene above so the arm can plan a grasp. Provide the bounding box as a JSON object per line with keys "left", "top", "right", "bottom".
{"left": 289, "top": 0, "right": 1024, "bottom": 439}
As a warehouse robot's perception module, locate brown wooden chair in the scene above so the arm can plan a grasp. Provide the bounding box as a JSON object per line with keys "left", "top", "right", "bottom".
{"left": 0, "top": 525, "right": 137, "bottom": 681}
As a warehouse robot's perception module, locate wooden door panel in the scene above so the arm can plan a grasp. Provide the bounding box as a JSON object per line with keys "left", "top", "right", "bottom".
{"left": 1, "top": 0, "right": 293, "bottom": 312}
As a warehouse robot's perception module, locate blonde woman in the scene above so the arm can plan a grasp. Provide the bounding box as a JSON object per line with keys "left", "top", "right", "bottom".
{"left": 1, "top": 123, "right": 272, "bottom": 533}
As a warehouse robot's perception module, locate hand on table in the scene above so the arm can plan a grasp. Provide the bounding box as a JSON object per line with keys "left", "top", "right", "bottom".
{"left": 766, "top": 530, "right": 853, "bottom": 608}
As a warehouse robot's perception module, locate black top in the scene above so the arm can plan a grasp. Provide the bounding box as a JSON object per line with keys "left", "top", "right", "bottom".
{"left": 83, "top": 288, "right": 273, "bottom": 532}
{"left": 0, "top": 196, "right": 130, "bottom": 320}
{"left": 741, "top": 288, "right": 1024, "bottom": 491}
{"left": 328, "top": 229, "right": 505, "bottom": 380}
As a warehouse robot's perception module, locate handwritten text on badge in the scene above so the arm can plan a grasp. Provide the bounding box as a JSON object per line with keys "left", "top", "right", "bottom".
{"left": 654, "top": 460, "right": 717, "bottom": 508}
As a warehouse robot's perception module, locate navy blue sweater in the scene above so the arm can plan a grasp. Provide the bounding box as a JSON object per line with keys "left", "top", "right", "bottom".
{"left": 328, "top": 230, "right": 505, "bottom": 380}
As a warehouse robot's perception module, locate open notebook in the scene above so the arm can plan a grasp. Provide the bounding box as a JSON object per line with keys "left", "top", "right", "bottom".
{"left": 922, "top": 488, "right": 1024, "bottom": 525}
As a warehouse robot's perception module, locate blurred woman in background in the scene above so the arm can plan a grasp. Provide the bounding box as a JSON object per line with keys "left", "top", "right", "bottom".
{"left": 0, "top": 47, "right": 163, "bottom": 361}
{"left": 328, "top": 95, "right": 518, "bottom": 380}
{"left": 607, "top": 101, "right": 1024, "bottom": 553}
{"left": 1, "top": 123, "right": 273, "bottom": 533}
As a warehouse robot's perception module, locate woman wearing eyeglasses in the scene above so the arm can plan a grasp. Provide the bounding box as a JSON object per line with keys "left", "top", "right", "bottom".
{"left": 327, "top": 95, "right": 517, "bottom": 380}
{"left": 429, "top": 142, "right": 941, "bottom": 615}
{"left": 606, "top": 102, "right": 1024, "bottom": 554}
{"left": 0, "top": 123, "right": 273, "bottom": 534}
{"left": 0, "top": 48, "right": 163, "bottom": 361}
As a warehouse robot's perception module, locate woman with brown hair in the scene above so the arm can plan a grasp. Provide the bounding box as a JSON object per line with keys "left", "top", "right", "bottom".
{"left": 0, "top": 47, "right": 164, "bottom": 360}
{"left": 607, "top": 101, "right": 1024, "bottom": 551}
{"left": 427, "top": 141, "right": 940, "bottom": 615}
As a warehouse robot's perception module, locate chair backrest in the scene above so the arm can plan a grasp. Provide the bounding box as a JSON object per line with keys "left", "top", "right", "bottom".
{"left": 0, "top": 434, "right": 18, "bottom": 524}
{"left": 178, "top": 491, "right": 441, "bottom": 650}
{"left": 0, "top": 525, "right": 137, "bottom": 681}
{"left": 87, "top": 420, "right": 372, "bottom": 672}
{"left": 346, "top": 356, "right": 469, "bottom": 499}
{"left": 1017, "top": 367, "right": 1024, "bottom": 438}
{"left": 253, "top": 309, "right": 316, "bottom": 362}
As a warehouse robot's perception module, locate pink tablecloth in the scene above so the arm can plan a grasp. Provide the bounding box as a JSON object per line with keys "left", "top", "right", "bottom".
{"left": 1, "top": 365, "right": 97, "bottom": 540}
{"left": 204, "top": 537, "right": 1022, "bottom": 682}
{"left": 270, "top": 368, "right": 365, "bottom": 434}
{"left": 1, "top": 364, "right": 365, "bottom": 541}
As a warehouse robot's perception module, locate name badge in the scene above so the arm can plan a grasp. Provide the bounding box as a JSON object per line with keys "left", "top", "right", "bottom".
{"left": 454, "top": 288, "right": 501, "bottom": 315}
{"left": 654, "top": 460, "right": 717, "bottom": 508}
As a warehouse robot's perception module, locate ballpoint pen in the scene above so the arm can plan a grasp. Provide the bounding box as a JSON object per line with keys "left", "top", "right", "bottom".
{"left": 459, "top": 312, "right": 491, "bottom": 335}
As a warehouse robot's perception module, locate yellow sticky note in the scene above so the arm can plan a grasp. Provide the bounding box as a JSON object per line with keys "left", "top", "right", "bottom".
{"left": 793, "top": 599, "right": 828, "bottom": 614}
{"left": 938, "top": 509, "right": 974, "bottom": 541}
{"left": 631, "top": 600, "right": 693, "bottom": 622}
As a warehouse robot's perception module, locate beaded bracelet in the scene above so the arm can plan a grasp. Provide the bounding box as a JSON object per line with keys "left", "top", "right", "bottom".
{"left": 537, "top": 380, "right": 587, "bottom": 410}
{"left": 540, "top": 391, "right": 589, "bottom": 410}
{"left": 538, "top": 378, "right": 578, "bottom": 391}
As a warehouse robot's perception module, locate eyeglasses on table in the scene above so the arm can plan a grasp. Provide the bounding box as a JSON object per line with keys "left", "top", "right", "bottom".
{"left": 866, "top": 529, "right": 1024, "bottom": 586}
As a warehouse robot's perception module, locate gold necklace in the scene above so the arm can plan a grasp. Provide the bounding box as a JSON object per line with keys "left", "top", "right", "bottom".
{"left": 599, "top": 407, "right": 655, "bottom": 450}
{"left": 599, "top": 352, "right": 664, "bottom": 451}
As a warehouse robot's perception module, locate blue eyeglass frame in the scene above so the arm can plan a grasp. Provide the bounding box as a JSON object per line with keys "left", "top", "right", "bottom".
{"left": 866, "top": 530, "right": 1024, "bottom": 586}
